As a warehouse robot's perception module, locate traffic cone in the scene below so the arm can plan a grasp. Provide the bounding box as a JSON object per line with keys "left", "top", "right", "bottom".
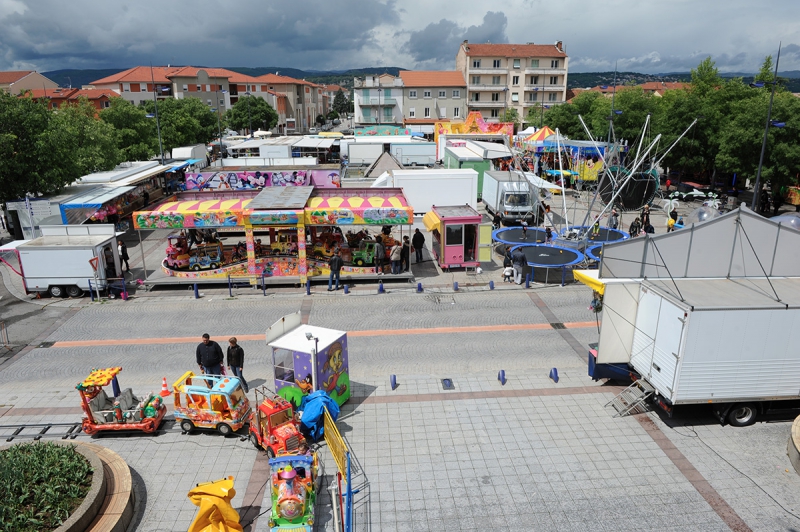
{"left": 159, "top": 377, "right": 171, "bottom": 397}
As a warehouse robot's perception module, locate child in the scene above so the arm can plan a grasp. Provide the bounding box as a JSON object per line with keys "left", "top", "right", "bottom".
{"left": 545, "top": 226, "right": 553, "bottom": 244}
{"left": 521, "top": 220, "right": 528, "bottom": 239}
{"left": 503, "top": 266, "right": 515, "bottom": 283}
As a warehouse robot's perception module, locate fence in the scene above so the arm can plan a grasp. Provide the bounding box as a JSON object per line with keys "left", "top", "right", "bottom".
{"left": 88, "top": 277, "right": 128, "bottom": 301}
{"left": 324, "top": 405, "right": 352, "bottom": 532}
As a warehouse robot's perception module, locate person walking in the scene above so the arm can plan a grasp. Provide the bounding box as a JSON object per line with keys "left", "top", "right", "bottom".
{"left": 503, "top": 246, "right": 513, "bottom": 268}
{"left": 641, "top": 205, "right": 651, "bottom": 228}
{"left": 117, "top": 240, "right": 130, "bottom": 273}
{"left": 327, "top": 250, "right": 344, "bottom": 291}
{"left": 401, "top": 236, "right": 411, "bottom": 272}
{"left": 390, "top": 241, "right": 402, "bottom": 274}
{"left": 629, "top": 217, "right": 642, "bottom": 237}
{"left": 609, "top": 209, "right": 619, "bottom": 230}
{"left": 412, "top": 228, "right": 425, "bottom": 263}
{"left": 196, "top": 333, "right": 224, "bottom": 387}
{"left": 226, "top": 337, "right": 248, "bottom": 393}
{"left": 511, "top": 247, "right": 527, "bottom": 285}
{"left": 374, "top": 236, "right": 385, "bottom": 275}
{"left": 521, "top": 220, "right": 528, "bottom": 239}
{"left": 492, "top": 212, "right": 502, "bottom": 230}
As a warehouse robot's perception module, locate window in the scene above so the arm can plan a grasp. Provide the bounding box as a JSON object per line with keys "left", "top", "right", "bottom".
{"left": 101, "top": 100, "right": 111, "bottom": 108}
{"left": 491, "top": 93, "right": 500, "bottom": 102}
{"left": 512, "top": 76, "right": 519, "bottom": 85}
{"left": 383, "top": 107, "right": 392, "bottom": 119}
{"left": 219, "top": 98, "right": 224, "bottom": 105}
{"left": 472, "top": 59, "right": 481, "bottom": 68}
{"left": 453, "top": 107, "right": 460, "bottom": 118}
{"left": 363, "top": 108, "right": 371, "bottom": 117}
{"left": 440, "top": 107, "right": 446, "bottom": 118}
{"left": 528, "top": 92, "right": 537, "bottom": 102}
{"left": 122, "top": 83, "right": 130, "bottom": 92}
{"left": 551, "top": 60, "right": 559, "bottom": 68}
{"left": 439, "top": 90, "right": 446, "bottom": 98}
{"left": 471, "top": 93, "right": 480, "bottom": 102}
{"left": 140, "top": 83, "right": 147, "bottom": 91}
{"left": 409, "top": 90, "right": 417, "bottom": 98}
{"left": 423, "top": 90, "right": 431, "bottom": 98}
{"left": 207, "top": 99, "right": 212, "bottom": 105}
{"left": 511, "top": 92, "right": 519, "bottom": 102}
{"left": 513, "top": 59, "right": 521, "bottom": 69}
{"left": 384, "top": 88, "right": 391, "bottom": 97}
{"left": 196, "top": 85, "right": 201, "bottom": 91}
{"left": 273, "top": 348, "right": 295, "bottom": 382}
{"left": 471, "top": 76, "right": 481, "bottom": 85}
{"left": 182, "top": 84, "right": 188, "bottom": 91}
{"left": 362, "top": 89, "right": 370, "bottom": 98}
{"left": 452, "top": 90, "right": 460, "bottom": 97}
{"left": 206, "top": 84, "right": 211, "bottom": 92}
{"left": 269, "top": 86, "right": 274, "bottom": 90}
{"left": 492, "top": 76, "right": 501, "bottom": 85}
{"left": 531, "top": 59, "right": 539, "bottom": 68}
{"left": 424, "top": 107, "right": 431, "bottom": 118}
{"left": 446, "top": 224, "right": 463, "bottom": 246}
{"left": 490, "top": 109, "right": 499, "bottom": 117}
{"left": 549, "top": 93, "right": 559, "bottom": 101}
{"left": 492, "top": 59, "right": 501, "bottom": 68}
{"left": 550, "top": 76, "right": 559, "bottom": 85}
{"left": 530, "top": 76, "right": 539, "bottom": 85}
{"left": 409, "top": 107, "right": 416, "bottom": 118}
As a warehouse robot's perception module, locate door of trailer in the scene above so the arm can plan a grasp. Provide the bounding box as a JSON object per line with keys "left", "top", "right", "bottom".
{"left": 630, "top": 286, "right": 684, "bottom": 398}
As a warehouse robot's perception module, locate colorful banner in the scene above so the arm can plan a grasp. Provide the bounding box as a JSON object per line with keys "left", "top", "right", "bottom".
{"left": 434, "top": 111, "right": 513, "bottom": 146}
{"left": 354, "top": 125, "right": 411, "bottom": 136}
{"left": 185, "top": 169, "right": 341, "bottom": 190}
{"left": 576, "top": 156, "right": 604, "bottom": 183}
{"left": 248, "top": 211, "right": 301, "bottom": 225}
{"left": 305, "top": 195, "right": 412, "bottom": 225}
{"left": 133, "top": 199, "right": 250, "bottom": 229}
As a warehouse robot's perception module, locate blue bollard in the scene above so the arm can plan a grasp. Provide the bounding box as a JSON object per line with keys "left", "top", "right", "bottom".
{"left": 525, "top": 273, "right": 531, "bottom": 289}
{"left": 344, "top": 284, "right": 350, "bottom": 294}
{"left": 416, "top": 282, "right": 423, "bottom": 293}
{"left": 453, "top": 281, "right": 459, "bottom": 291}
{"left": 378, "top": 281, "right": 385, "bottom": 294}
{"left": 306, "top": 279, "right": 311, "bottom": 295}
{"left": 193, "top": 283, "right": 199, "bottom": 299}
{"left": 561, "top": 266, "right": 566, "bottom": 287}
{"left": 390, "top": 374, "right": 397, "bottom": 390}
{"left": 549, "top": 368, "right": 559, "bottom": 383}
{"left": 498, "top": 370, "right": 506, "bottom": 385}
{"left": 489, "top": 280, "right": 495, "bottom": 290}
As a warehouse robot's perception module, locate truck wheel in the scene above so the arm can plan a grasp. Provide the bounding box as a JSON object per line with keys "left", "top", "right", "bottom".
{"left": 249, "top": 432, "right": 260, "bottom": 449}
{"left": 356, "top": 259, "right": 363, "bottom": 266}
{"left": 192, "top": 265, "right": 201, "bottom": 271}
{"left": 727, "top": 403, "right": 758, "bottom": 427}
{"left": 66, "top": 286, "right": 83, "bottom": 298}
{"left": 180, "top": 420, "right": 194, "bottom": 433}
{"left": 266, "top": 447, "right": 276, "bottom": 459}
{"left": 48, "top": 285, "right": 64, "bottom": 298}
{"left": 217, "top": 423, "right": 232, "bottom": 436}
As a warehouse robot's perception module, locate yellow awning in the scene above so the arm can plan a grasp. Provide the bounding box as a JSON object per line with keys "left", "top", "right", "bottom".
{"left": 422, "top": 210, "right": 441, "bottom": 233}
{"left": 573, "top": 269, "right": 605, "bottom": 295}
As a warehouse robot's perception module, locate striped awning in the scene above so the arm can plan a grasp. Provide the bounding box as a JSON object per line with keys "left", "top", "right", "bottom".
{"left": 133, "top": 199, "right": 252, "bottom": 229}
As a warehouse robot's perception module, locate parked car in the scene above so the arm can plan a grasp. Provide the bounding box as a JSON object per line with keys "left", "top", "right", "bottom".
{"left": 333, "top": 119, "right": 341, "bottom": 125}
{"left": 308, "top": 127, "right": 318, "bottom": 134}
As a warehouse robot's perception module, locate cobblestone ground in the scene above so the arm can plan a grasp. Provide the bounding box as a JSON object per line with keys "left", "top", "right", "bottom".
{"left": 1, "top": 283, "right": 800, "bottom": 531}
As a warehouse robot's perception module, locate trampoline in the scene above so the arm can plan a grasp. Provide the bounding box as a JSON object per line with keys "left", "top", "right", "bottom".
{"left": 557, "top": 225, "right": 629, "bottom": 243}
{"left": 586, "top": 244, "right": 603, "bottom": 262}
{"left": 492, "top": 227, "right": 548, "bottom": 245}
{"left": 598, "top": 168, "right": 658, "bottom": 212}
{"left": 511, "top": 243, "right": 586, "bottom": 285}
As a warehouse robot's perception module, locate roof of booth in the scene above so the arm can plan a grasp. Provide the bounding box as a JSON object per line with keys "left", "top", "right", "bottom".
{"left": 249, "top": 186, "right": 314, "bottom": 210}
{"left": 150, "top": 198, "right": 252, "bottom": 214}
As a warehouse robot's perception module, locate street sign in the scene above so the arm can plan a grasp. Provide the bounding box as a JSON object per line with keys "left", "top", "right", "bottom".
{"left": 88, "top": 257, "right": 99, "bottom": 271}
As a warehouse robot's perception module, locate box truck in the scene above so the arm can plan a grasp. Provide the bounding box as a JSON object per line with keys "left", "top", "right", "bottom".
{"left": 482, "top": 171, "right": 536, "bottom": 224}
{"left": 390, "top": 142, "right": 436, "bottom": 166}
{"left": 444, "top": 146, "right": 491, "bottom": 200}
{"left": 348, "top": 143, "right": 385, "bottom": 165}
{"left": 371, "top": 169, "right": 478, "bottom": 214}
{"left": 1, "top": 225, "right": 120, "bottom": 297}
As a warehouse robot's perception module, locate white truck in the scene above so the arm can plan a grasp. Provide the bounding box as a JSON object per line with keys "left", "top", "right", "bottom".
{"left": 371, "top": 169, "right": 478, "bottom": 214}
{"left": 171, "top": 144, "right": 209, "bottom": 168}
{"left": 1, "top": 225, "right": 120, "bottom": 298}
{"left": 348, "top": 143, "right": 384, "bottom": 165}
{"left": 482, "top": 171, "right": 536, "bottom": 224}
{"left": 390, "top": 142, "right": 436, "bottom": 166}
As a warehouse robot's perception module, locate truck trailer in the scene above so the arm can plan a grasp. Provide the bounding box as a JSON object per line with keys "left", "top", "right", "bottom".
{"left": 482, "top": 171, "right": 537, "bottom": 224}
{"left": 371, "top": 169, "right": 478, "bottom": 214}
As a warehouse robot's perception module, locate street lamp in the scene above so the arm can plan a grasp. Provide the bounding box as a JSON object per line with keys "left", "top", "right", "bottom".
{"left": 148, "top": 65, "right": 165, "bottom": 165}
{"left": 244, "top": 91, "right": 253, "bottom": 137}
{"left": 502, "top": 87, "right": 509, "bottom": 123}
{"left": 305, "top": 332, "right": 318, "bottom": 393}
{"left": 752, "top": 43, "right": 782, "bottom": 214}
{"left": 377, "top": 88, "right": 383, "bottom": 126}
{"left": 214, "top": 78, "right": 227, "bottom": 161}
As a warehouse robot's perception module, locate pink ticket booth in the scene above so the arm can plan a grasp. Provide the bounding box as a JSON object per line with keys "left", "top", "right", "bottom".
{"left": 422, "top": 205, "right": 481, "bottom": 269}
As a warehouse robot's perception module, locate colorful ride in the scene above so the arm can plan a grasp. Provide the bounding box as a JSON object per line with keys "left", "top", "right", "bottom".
{"left": 351, "top": 240, "right": 377, "bottom": 266}
{"left": 172, "top": 371, "right": 252, "bottom": 436}
{"left": 187, "top": 475, "right": 243, "bottom": 532}
{"left": 190, "top": 242, "right": 224, "bottom": 270}
{"left": 266, "top": 455, "right": 319, "bottom": 531}
{"left": 266, "top": 313, "right": 351, "bottom": 407}
{"left": 76, "top": 367, "right": 166, "bottom": 435}
{"left": 269, "top": 231, "right": 298, "bottom": 256}
{"left": 249, "top": 386, "right": 308, "bottom": 458}
{"left": 165, "top": 234, "right": 190, "bottom": 269}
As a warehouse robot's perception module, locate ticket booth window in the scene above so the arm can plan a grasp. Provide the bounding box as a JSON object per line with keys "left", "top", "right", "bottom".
{"left": 274, "top": 348, "right": 294, "bottom": 383}
{"left": 446, "top": 224, "right": 463, "bottom": 246}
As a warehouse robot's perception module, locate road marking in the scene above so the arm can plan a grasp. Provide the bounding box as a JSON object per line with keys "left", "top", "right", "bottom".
{"left": 49, "top": 321, "right": 596, "bottom": 348}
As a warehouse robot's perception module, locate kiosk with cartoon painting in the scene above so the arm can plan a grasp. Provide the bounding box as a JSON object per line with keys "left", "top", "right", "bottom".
{"left": 266, "top": 312, "right": 350, "bottom": 408}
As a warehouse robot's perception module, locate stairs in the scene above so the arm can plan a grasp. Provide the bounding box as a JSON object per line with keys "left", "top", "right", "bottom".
{"left": 606, "top": 379, "right": 655, "bottom": 417}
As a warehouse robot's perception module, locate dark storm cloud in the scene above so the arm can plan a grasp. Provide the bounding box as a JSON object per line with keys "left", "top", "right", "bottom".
{"left": 0, "top": 0, "right": 400, "bottom": 70}
{"left": 403, "top": 11, "right": 508, "bottom": 63}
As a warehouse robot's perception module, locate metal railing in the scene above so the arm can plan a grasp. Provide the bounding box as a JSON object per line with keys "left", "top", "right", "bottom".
{"left": 88, "top": 277, "right": 128, "bottom": 301}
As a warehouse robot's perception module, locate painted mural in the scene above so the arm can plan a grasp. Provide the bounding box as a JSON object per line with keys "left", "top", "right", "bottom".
{"left": 248, "top": 211, "right": 301, "bottom": 225}
{"left": 354, "top": 125, "right": 411, "bottom": 136}
{"left": 434, "top": 111, "right": 514, "bottom": 145}
{"left": 136, "top": 211, "right": 241, "bottom": 229}
{"left": 304, "top": 195, "right": 412, "bottom": 225}
{"left": 185, "top": 169, "right": 341, "bottom": 190}
{"left": 576, "top": 156, "right": 604, "bottom": 183}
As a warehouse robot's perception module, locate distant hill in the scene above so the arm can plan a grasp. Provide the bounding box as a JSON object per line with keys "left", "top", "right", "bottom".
{"left": 43, "top": 69, "right": 125, "bottom": 88}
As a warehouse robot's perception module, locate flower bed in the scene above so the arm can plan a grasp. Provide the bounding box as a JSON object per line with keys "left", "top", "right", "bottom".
{"left": 0, "top": 442, "right": 93, "bottom": 532}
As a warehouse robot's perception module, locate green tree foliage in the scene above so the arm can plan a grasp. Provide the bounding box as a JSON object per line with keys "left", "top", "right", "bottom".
{"left": 100, "top": 97, "right": 157, "bottom": 161}
{"left": 501, "top": 108, "right": 520, "bottom": 131}
{"left": 332, "top": 89, "right": 349, "bottom": 115}
{"left": 224, "top": 95, "right": 278, "bottom": 135}
{"left": 141, "top": 98, "right": 218, "bottom": 153}
{"left": 327, "top": 110, "right": 340, "bottom": 120}
{"left": 754, "top": 55, "right": 776, "bottom": 85}
{"left": 690, "top": 57, "right": 722, "bottom": 98}
{"left": 316, "top": 114, "right": 326, "bottom": 126}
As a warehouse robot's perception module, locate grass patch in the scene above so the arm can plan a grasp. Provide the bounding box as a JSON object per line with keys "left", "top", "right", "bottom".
{"left": 0, "top": 442, "right": 93, "bottom": 532}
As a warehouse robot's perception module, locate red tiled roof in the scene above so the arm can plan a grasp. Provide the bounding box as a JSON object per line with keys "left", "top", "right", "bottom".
{"left": 399, "top": 71, "right": 466, "bottom": 87}
{"left": 91, "top": 66, "right": 182, "bottom": 84}
{"left": 24, "top": 88, "right": 119, "bottom": 100}
{"left": 464, "top": 43, "right": 567, "bottom": 58}
{"left": 0, "top": 70, "right": 33, "bottom": 84}
{"left": 639, "top": 81, "right": 690, "bottom": 91}
{"left": 326, "top": 84, "right": 345, "bottom": 92}
{"left": 257, "top": 73, "right": 302, "bottom": 84}
{"left": 167, "top": 66, "right": 237, "bottom": 79}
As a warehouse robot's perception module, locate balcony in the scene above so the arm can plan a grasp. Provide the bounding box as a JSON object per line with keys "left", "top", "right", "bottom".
{"left": 467, "top": 101, "right": 506, "bottom": 108}
{"left": 524, "top": 85, "right": 565, "bottom": 92}
{"left": 359, "top": 97, "right": 398, "bottom": 106}
{"left": 469, "top": 67, "right": 508, "bottom": 75}
{"left": 524, "top": 67, "right": 567, "bottom": 75}
{"left": 468, "top": 84, "right": 509, "bottom": 92}
{"left": 359, "top": 116, "right": 398, "bottom": 124}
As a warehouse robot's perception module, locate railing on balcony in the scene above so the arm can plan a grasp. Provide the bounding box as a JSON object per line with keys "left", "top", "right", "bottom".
{"left": 467, "top": 101, "right": 506, "bottom": 108}
{"left": 524, "top": 67, "right": 567, "bottom": 75}
{"left": 359, "top": 116, "right": 398, "bottom": 124}
{"left": 524, "top": 85, "right": 565, "bottom": 92}
{"left": 359, "top": 98, "right": 398, "bottom": 106}
{"left": 468, "top": 84, "right": 509, "bottom": 91}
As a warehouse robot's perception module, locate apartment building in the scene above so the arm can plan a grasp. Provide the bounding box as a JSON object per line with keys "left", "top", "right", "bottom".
{"left": 398, "top": 71, "right": 466, "bottom": 126}
{"left": 353, "top": 74, "right": 404, "bottom": 125}
{"left": 91, "top": 66, "right": 177, "bottom": 106}
{"left": 24, "top": 88, "right": 119, "bottom": 110}
{"left": 0, "top": 70, "right": 58, "bottom": 94}
{"left": 456, "top": 40, "right": 568, "bottom": 124}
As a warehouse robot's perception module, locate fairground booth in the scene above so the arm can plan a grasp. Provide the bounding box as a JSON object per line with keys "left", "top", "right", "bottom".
{"left": 423, "top": 205, "right": 488, "bottom": 270}
{"left": 132, "top": 186, "right": 413, "bottom": 285}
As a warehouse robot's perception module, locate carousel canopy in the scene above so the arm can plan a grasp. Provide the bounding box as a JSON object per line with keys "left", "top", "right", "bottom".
{"left": 305, "top": 188, "right": 413, "bottom": 225}
{"left": 524, "top": 126, "right": 555, "bottom": 142}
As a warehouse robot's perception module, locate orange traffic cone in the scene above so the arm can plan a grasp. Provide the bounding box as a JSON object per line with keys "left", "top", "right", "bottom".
{"left": 159, "top": 377, "right": 171, "bottom": 397}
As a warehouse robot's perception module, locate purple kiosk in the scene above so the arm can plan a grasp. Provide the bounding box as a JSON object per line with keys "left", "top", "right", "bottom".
{"left": 266, "top": 312, "right": 350, "bottom": 407}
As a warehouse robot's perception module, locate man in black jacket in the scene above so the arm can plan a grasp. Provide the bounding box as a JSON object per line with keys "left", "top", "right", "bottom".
{"left": 196, "top": 333, "right": 224, "bottom": 387}
{"left": 226, "top": 337, "right": 248, "bottom": 393}
{"left": 411, "top": 229, "right": 425, "bottom": 263}
{"left": 511, "top": 248, "right": 527, "bottom": 285}
{"left": 328, "top": 250, "right": 344, "bottom": 291}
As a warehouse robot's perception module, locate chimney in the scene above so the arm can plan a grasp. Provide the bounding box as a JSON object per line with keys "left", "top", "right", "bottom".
{"left": 556, "top": 41, "right": 563, "bottom": 52}
{"left": 462, "top": 39, "right": 469, "bottom": 52}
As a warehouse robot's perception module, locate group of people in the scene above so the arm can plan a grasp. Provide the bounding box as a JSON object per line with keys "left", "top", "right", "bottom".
{"left": 502, "top": 246, "right": 528, "bottom": 285}
{"left": 628, "top": 205, "right": 655, "bottom": 237}
{"left": 195, "top": 333, "right": 248, "bottom": 393}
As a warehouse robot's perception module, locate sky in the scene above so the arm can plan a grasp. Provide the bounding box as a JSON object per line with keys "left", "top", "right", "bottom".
{"left": 1, "top": 0, "right": 799, "bottom": 75}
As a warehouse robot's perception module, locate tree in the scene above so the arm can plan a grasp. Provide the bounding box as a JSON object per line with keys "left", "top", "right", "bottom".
{"left": 501, "top": 108, "right": 520, "bottom": 131}
{"left": 316, "top": 114, "right": 326, "bottom": 126}
{"left": 327, "top": 110, "right": 340, "bottom": 120}
{"left": 224, "top": 95, "right": 278, "bottom": 135}
{"left": 690, "top": 56, "right": 723, "bottom": 98}
{"left": 332, "top": 89, "right": 349, "bottom": 115}
{"left": 100, "top": 97, "right": 157, "bottom": 161}
{"left": 754, "top": 55, "right": 776, "bottom": 85}
{"left": 141, "top": 98, "right": 218, "bottom": 153}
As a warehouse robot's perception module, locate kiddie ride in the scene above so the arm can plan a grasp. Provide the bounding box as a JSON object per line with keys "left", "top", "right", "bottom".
{"left": 266, "top": 455, "right": 320, "bottom": 532}
{"left": 249, "top": 386, "right": 308, "bottom": 458}
{"left": 172, "top": 371, "right": 252, "bottom": 436}
{"left": 76, "top": 367, "right": 166, "bottom": 435}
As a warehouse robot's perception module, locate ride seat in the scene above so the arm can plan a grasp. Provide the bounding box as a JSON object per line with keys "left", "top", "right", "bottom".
{"left": 88, "top": 389, "right": 115, "bottom": 423}
{"left": 118, "top": 388, "right": 140, "bottom": 411}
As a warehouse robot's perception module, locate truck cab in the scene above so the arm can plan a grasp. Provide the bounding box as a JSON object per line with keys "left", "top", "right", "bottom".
{"left": 189, "top": 242, "right": 223, "bottom": 270}
{"left": 351, "top": 241, "right": 376, "bottom": 266}
{"left": 249, "top": 387, "right": 308, "bottom": 458}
